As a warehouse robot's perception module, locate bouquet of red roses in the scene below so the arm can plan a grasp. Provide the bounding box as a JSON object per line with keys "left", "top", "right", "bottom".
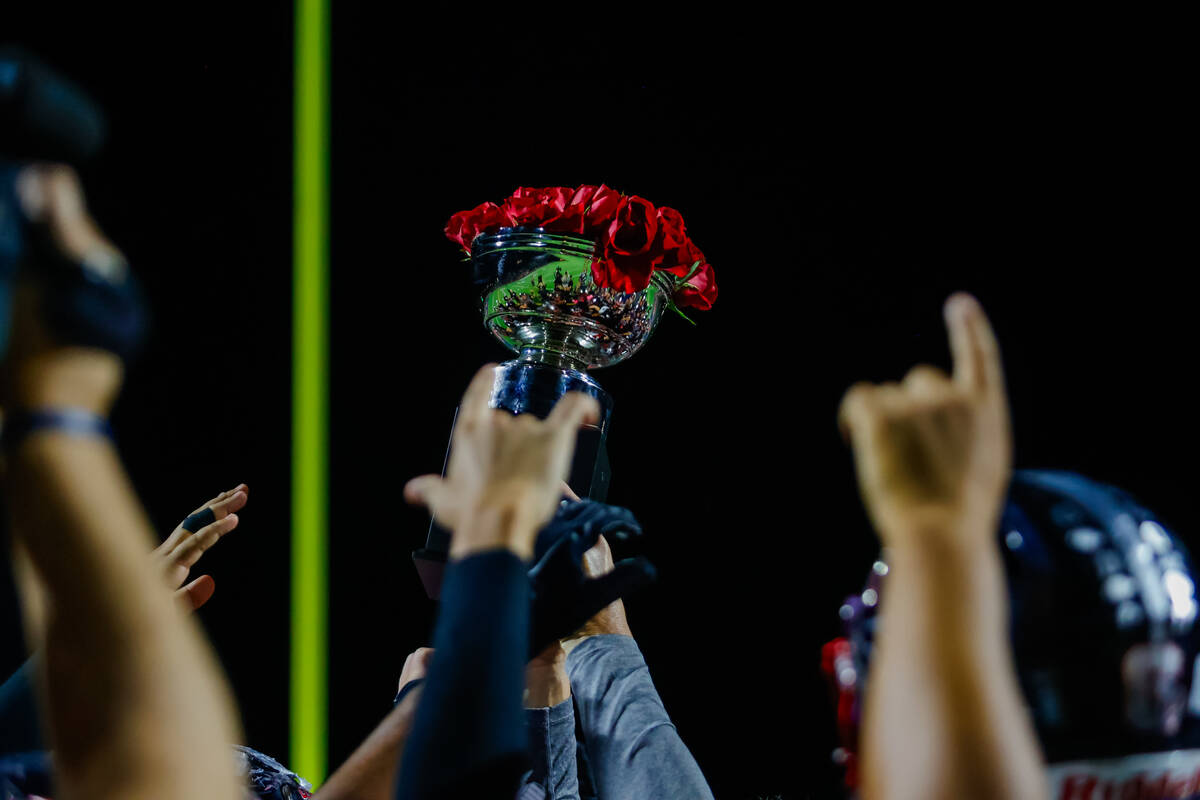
{"left": 445, "top": 185, "right": 717, "bottom": 311}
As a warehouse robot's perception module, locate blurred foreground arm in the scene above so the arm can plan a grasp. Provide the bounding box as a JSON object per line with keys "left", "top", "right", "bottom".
{"left": 1, "top": 165, "right": 243, "bottom": 799}
{"left": 838, "top": 294, "right": 1047, "bottom": 800}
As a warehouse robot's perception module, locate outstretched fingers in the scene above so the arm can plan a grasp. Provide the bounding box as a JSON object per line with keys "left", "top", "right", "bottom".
{"left": 188, "top": 484, "right": 249, "bottom": 517}
{"left": 170, "top": 513, "right": 240, "bottom": 571}
{"left": 158, "top": 484, "right": 248, "bottom": 559}
{"left": 195, "top": 486, "right": 248, "bottom": 522}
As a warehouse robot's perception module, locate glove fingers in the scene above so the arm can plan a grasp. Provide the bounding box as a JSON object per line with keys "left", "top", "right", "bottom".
{"left": 538, "top": 499, "right": 646, "bottom": 565}
{"left": 554, "top": 500, "right": 593, "bottom": 525}
{"left": 528, "top": 534, "right": 575, "bottom": 582}
{"left": 580, "top": 556, "right": 656, "bottom": 612}
{"left": 529, "top": 557, "right": 656, "bottom": 656}
{"left": 567, "top": 520, "right": 606, "bottom": 561}
{"left": 575, "top": 507, "right": 640, "bottom": 555}
{"left": 599, "top": 514, "right": 643, "bottom": 541}
{"left": 535, "top": 500, "right": 603, "bottom": 561}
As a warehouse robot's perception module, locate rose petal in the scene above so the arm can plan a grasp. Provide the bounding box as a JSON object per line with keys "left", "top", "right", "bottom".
{"left": 660, "top": 238, "right": 707, "bottom": 276}
{"left": 444, "top": 201, "right": 515, "bottom": 254}
{"left": 582, "top": 184, "right": 624, "bottom": 236}
{"left": 655, "top": 206, "right": 688, "bottom": 253}
{"left": 606, "top": 195, "right": 658, "bottom": 257}
{"left": 672, "top": 261, "right": 717, "bottom": 310}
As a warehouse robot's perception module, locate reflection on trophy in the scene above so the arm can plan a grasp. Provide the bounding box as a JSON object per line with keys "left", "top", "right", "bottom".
{"left": 413, "top": 186, "right": 716, "bottom": 598}
{"left": 477, "top": 227, "right": 676, "bottom": 492}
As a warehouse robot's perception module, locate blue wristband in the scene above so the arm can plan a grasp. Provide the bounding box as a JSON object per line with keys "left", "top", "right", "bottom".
{"left": 0, "top": 408, "right": 113, "bottom": 451}
{"left": 394, "top": 677, "right": 425, "bottom": 708}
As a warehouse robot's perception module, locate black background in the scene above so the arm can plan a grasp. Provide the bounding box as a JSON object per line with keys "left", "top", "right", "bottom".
{"left": 1, "top": 9, "right": 1194, "bottom": 799}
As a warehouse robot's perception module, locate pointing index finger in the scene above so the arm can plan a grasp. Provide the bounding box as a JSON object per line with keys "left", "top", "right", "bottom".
{"left": 945, "top": 292, "right": 1005, "bottom": 398}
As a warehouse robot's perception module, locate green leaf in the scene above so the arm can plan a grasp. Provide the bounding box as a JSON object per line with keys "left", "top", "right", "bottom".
{"left": 667, "top": 296, "right": 697, "bottom": 326}
{"left": 678, "top": 260, "right": 703, "bottom": 285}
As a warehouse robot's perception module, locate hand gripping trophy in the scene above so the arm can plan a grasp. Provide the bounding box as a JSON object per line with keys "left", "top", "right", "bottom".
{"left": 412, "top": 185, "right": 717, "bottom": 597}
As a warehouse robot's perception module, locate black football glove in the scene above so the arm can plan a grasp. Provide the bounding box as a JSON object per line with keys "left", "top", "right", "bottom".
{"left": 527, "top": 499, "right": 656, "bottom": 656}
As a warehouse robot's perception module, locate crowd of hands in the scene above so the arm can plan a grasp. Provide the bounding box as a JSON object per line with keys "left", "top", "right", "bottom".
{"left": 0, "top": 164, "right": 1048, "bottom": 800}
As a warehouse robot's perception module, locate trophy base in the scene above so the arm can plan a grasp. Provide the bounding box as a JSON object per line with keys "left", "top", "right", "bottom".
{"left": 414, "top": 359, "right": 614, "bottom": 599}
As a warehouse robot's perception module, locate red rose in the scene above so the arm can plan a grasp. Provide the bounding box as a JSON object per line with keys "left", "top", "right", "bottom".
{"left": 448, "top": 186, "right": 715, "bottom": 312}
{"left": 672, "top": 260, "right": 717, "bottom": 311}
{"left": 655, "top": 206, "right": 688, "bottom": 255}
{"left": 504, "top": 186, "right": 574, "bottom": 228}
{"left": 566, "top": 184, "right": 597, "bottom": 219}
{"left": 660, "top": 238, "right": 716, "bottom": 309}
{"left": 503, "top": 188, "right": 546, "bottom": 226}
{"left": 651, "top": 206, "right": 701, "bottom": 272}
{"left": 600, "top": 195, "right": 661, "bottom": 292}
{"left": 660, "top": 238, "right": 707, "bottom": 278}
{"left": 605, "top": 195, "right": 658, "bottom": 258}
{"left": 560, "top": 184, "right": 598, "bottom": 232}
{"left": 570, "top": 184, "right": 623, "bottom": 237}
{"left": 444, "top": 201, "right": 514, "bottom": 253}
{"left": 537, "top": 186, "right": 574, "bottom": 227}
{"left": 590, "top": 251, "right": 644, "bottom": 294}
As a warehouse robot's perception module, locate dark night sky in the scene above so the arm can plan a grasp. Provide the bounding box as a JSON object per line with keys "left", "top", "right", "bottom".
{"left": 2, "top": 10, "right": 1194, "bottom": 798}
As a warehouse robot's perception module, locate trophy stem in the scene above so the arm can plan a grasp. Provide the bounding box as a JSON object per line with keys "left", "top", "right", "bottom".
{"left": 489, "top": 359, "right": 613, "bottom": 437}
{"left": 413, "top": 357, "right": 615, "bottom": 599}
{"left": 517, "top": 346, "right": 588, "bottom": 372}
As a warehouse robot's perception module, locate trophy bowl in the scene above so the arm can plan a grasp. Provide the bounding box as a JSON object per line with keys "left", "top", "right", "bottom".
{"left": 473, "top": 227, "right": 672, "bottom": 371}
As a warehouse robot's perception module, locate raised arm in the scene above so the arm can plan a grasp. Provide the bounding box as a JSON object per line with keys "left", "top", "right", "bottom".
{"left": 1, "top": 164, "right": 244, "bottom": 800}
{"left": 395, "top": 364, "right": 599, "bottom": 799}
{"left": 838, "top": 293, "right": 1046, "bottom": 800}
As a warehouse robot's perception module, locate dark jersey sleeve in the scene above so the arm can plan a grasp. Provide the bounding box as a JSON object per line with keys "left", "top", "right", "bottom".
{"left": 394, "top": 549, "right": 532, "bottom": 799}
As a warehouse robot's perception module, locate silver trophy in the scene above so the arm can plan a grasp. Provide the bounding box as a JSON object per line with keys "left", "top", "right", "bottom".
{"left": 413, "top": 226, "right": 672, "bottom": 597}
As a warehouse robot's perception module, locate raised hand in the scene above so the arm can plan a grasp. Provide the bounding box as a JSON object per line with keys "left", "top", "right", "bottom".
{"left": 15, "top": 163, "right": 126, "bottom": 273}
{"left": 151, "top": 484, "right": 248, "bottom": 610}
{"left": 2, "top": 164, "right": 135, "bottom": 416}
{"left": 838, "top": 293, "right": 1012, "bottom": 545}
{"left": 404, "top": 364, "right": 600, "bottom": 560}
{"left": 843, "top": 294, "right": 1047, "bottom": 800}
